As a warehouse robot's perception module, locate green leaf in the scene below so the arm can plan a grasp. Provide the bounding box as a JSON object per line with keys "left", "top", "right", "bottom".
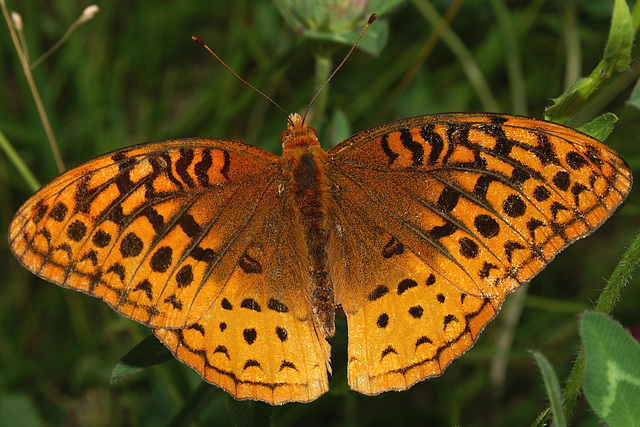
{"left": 603, "top": 0, "right": 634, "bottom": 74}
{"left": 563, "top": 232, "right": 640, "bottom": 417}
{"left": 577, "top": 113, "right": 618, "bottom": 141}
{"left": 581, "top": 312, "right": 640, "bottom": 427}
{"left": 111, "top": 334, "right": 174, "bottom": 382}
{"left": 545, "top": 0, "right": 635, "bottom": 123}
{"left": 227, "top": 395, "right": 273, "bottom": 427}
{"left": 634, "top": 1, "right": 640, "bottom": 34}
{"left": 628, "top": 78, "right": 640, "bottom": 110}
{"left": 302, "top": 19, "right": 388, "bottom": 55}
{"left": 530, "top": 350, "right": 567, "bottom": 427}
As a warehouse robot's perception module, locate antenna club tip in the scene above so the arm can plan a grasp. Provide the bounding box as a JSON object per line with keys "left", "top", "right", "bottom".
{"left": 368, "top": 13, "right": 377, "bottom": 23}
{"left": 192, "top": 35, "right": 204, "bottom": 45}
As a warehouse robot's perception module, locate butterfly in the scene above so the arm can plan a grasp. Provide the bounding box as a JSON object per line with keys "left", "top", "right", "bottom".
{"left": 9, "top": 109, "right": 632, "bottom": 404}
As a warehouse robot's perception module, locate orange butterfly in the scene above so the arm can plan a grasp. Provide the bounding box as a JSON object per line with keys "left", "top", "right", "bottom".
{"left": 9, "top": 108, "right": 632, "bottom": 404}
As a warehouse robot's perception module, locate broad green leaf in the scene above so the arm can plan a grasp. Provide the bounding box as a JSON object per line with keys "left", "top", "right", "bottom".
{"left": 581, "top": 312, "right": 640, "bottom": 427}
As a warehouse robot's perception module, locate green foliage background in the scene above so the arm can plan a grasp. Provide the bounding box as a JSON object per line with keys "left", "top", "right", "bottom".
{"left": 1, "top": 0, "right": 639, "bottom": 425}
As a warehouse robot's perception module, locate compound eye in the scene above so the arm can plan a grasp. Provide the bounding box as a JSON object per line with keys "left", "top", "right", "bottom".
{"left": 279, "top": 130, "right": 292, "bottom": 147}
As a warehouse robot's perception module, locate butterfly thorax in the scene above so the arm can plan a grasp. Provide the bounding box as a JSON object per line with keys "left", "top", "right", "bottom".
{"left": 280, "top": 113, "right": 335, "bottom": 337}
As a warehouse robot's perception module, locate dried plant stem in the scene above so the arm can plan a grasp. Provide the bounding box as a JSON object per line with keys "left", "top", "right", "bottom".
{"left": 31, "top": 8, "right": 95, "bottom": 70}
{"left": 1, "top": 0, "right": 65, "bottom": 173}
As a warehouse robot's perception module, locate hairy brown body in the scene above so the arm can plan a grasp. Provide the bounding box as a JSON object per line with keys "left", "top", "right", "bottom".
{"left": 280, "top": 114, "right": 335, "bottom": 336}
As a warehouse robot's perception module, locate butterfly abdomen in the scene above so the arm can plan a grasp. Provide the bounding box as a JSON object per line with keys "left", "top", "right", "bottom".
{"left": 282, "top": 139, "right": 335, "bottom": 337}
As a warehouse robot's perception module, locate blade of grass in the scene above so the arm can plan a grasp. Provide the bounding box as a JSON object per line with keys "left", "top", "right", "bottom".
{"left": 531, "top": 350, "right": 567, "bottom": 427}
{"left": 0, "top": 128, "right": 40, "bottom": 192}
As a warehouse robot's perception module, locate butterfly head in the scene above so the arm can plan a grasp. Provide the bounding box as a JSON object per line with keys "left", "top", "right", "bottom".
{"left": 280, "top": 113, "right": 320, "bottom": 150}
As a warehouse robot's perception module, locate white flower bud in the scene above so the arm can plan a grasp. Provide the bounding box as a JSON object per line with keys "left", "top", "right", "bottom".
{"left": 79, "top": 5, "right": 99, "bottom": 24}
{"left": 11, "top": 11, "right": 23, "bottom": 31}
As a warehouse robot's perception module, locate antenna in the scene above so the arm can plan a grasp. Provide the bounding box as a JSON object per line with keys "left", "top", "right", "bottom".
{"left": 192, "top": 13, "right": 377, "bottom": 127}
{"left": 192, "top": 36, "right": 291, "bottom": 124}
{"left": 302, "top": 13, "right": 377, "bottom": 124}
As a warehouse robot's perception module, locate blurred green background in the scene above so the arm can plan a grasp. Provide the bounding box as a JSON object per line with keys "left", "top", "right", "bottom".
{"left": 1, "top": 0, "right": 639, "bottom": 425}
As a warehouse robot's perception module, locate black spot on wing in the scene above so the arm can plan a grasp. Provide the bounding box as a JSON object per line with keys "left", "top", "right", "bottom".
{"left": 420, "top": 124, "right": 444, "bottom": 163}
{"left": 106, "top": 263, "right": 126, "bottom": 282}
{"left": 380, "top": 345, "right": 398, "bottom": 361}
{"left": 150, "top": 246, "right": 173, "bottom": 273}
{"left": 377, "top": 313, "right": 389, "bottom": 328}
{"left": 49, "top": 202, "right": 68, "bottom": 222}
{"left": 194, "top": 149, "right": 213, "bottom": 186}
{"left": 276, "top": 326, "right": 288, "bottom": 342}
{"left": 66, "top": 220, "right": 87, "bottom": 242}
{"left": 178, "top": 214, "right": 202, "bottom": 238}
{"left": 504, "top": 241, "right": 526, "bottom": 263}
{"left": 382, "top": 236, "right": 404, "bottom": 258}
{"left": 437, "top": 186, "right": 460, "bottom": 213}
{"left": 220, "top": 151, "right": 231, "bottom": 180}
{"left": 134, "top": 279, "right": 153, "bottom": 300}
{"left": 241, "top": 298, "right": 261, "bottom": 312}
{"left": 368, "top": 285, "right": 389, "bottom": 301}
{"left": 238, "top": 251, "right": 262, "bottom": 274}
{"left": 164, "top": 295, "right": 182, "bottom": 310}
{"left": 474, "top": 214, "right": 499, "bottom": 238}
{"left": 175, "top": 265, "right": 194, "bottom": 287}
{"left": 399, "top": 129, "right": 424, "bottom": 167}
{"left": 92, "top": 230, "right": 112, "bottom": 248}
{"left": 397, "top": 279, "right": 418, "bottom": 295}
{"left": 416, "top": 336, "right": 433, "bottom": 348}
{"left": 120, "top": 233, "right": 143, "bottom": 258}
{"left": 243, "top": 328, "right": 257, "bottom": 345}
{"left": 214, "top": 345, "right": 230, "bottom": 359}
{"left": 279, "top": 360, "right": 297, "bottom": 371}
{"left": 267, "top": 298, "right": 289, "bottom": 313}
{"left": 243, "top": 359, "right": 261, "bottom": 370}
{"left": 381, "top": 134, "right": 399, "bottom": 166}
{"left": 428, "top": 221, "right": 457, "bottom": 239}
{"left": 175, "top": 148, "right": 195, "bottom": 188}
